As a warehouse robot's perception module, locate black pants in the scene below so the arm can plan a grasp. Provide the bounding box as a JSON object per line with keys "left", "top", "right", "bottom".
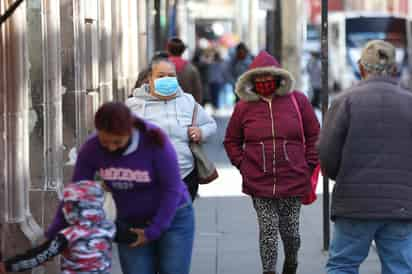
{"left": 209, "top": 82, "right": 223, "bottom": 108}
{"left": 183, "top": 168, "right": 199, "bottom": 201}
{"left": 311, "top": 88, "right": 321, "bottom": 109}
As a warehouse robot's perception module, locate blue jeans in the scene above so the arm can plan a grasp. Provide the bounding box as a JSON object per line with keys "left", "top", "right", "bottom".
{"left": 209, "top": 82, "right": 223, "bottom": 109}
{"left": 327, "top": 217, "right": 412, "bottom": 274}
{"left": 118, "top": 203, "right": 195, "bottom": 274}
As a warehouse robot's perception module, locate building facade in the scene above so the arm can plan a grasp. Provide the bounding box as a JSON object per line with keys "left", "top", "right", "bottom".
{"left": 0, "top": 1, "right": 185, "bottom": 273}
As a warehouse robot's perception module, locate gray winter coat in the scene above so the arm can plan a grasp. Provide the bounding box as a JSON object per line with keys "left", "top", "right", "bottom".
{"left": 318, "top": 76, "right": 412, "bottom": 221}
{"left": 126, "top": 85, "right": 217, "bottom": 178}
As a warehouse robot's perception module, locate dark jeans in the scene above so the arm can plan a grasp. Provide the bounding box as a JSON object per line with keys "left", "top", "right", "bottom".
{"left": 118, "top": 203, "right": 195, "bottom": 274}
{"left": 183, "top": 168, "right": 199, "bottom": 201}
{"left": 209, "top": 82, "right": 223, "bottom": 109}
{"left": 311, "top": 88, "right": 321, "bottom": 109}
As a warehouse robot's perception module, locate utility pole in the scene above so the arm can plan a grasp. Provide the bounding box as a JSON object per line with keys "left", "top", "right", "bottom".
{"left": 321, "top": 0, "right": 330, "bottom": 251}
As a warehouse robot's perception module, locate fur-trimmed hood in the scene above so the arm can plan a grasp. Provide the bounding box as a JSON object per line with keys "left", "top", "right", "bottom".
{"left": 235, "top": 51, "right": 295, "bottom": 101}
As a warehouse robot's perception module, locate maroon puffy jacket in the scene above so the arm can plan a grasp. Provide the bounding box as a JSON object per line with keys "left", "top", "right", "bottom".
{"left": 224, "top": 51, "right": 320, "bottom": 198}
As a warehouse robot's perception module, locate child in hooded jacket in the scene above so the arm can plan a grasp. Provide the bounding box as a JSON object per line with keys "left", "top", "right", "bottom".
{"left": 0, "top": 181, "right": 115, "bottom": 274}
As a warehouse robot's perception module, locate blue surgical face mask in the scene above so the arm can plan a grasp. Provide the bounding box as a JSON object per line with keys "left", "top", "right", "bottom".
{"left": 154, "top": 77, "right": 179, "bottom": 97}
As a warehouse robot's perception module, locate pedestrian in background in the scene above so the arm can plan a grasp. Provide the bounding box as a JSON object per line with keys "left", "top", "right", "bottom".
{"left": 318, "top": 40, "right": 412, "bottom": 274}
{"left": 0, "top": 181, "right": 115, "bottom": 274}
{"left": 207, "top": 50, "right": 226, "bottom": 110}
{"left": 192, "top": 45, "right": 214, "bottom": 106}
{"left": 167, "top": 37, "right": 203, "bottom": 104}
{"left": 46, "top": 102, "right": 195, "bottom": 274}
{"left": 306, "top": 51, "right": 322, "bottom": 108}
{"left": 224, "top": 51, "right": 320, "bottom": 274}
{"left": 229, "top": 43, "right": 253, "bottom": 86}
{"left": 126, "top": 57, "right": 216, "bottom": 201}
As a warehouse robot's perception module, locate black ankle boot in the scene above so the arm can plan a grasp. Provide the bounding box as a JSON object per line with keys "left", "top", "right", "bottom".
{"left": 282, "top": 263, "right": 297, "bottom": 274}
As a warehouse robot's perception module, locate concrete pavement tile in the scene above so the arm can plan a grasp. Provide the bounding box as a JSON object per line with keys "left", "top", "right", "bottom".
{"left": 218, "top": 249, "right": 261, "bottom": 274}
{"left": 194, "top": 234, "right": 219, "bottom": 251}
{"left": 218, "top": 232, "right": 259, "bottom": 252}
{"left": 194, "top": 197, "right": 218, "bottom": 233}
{"left": 192, "top": 235, "right": 218, "bottom": 274}
{"left": 215, "top": 197, "right": 258, "bottom": 234}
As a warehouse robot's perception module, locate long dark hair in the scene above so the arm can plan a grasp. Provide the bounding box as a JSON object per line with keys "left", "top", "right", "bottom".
{"left": 134, "top": 67, "right": 150, "bottom": 89}
{"left": 94, "top": 102, "right": 164, "bottom": 146}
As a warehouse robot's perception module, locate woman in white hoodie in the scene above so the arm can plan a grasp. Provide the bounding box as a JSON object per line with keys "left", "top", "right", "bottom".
{"left": 126, "top": 57, "right": 217, "bottom": 201}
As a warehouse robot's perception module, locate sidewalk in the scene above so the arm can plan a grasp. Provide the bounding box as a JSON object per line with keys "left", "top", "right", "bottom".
{"left": 111, "top": 194, "right": 380, "bottom": 274}
{"left": 191, "top": 194, "right": 380, "bottom": 274}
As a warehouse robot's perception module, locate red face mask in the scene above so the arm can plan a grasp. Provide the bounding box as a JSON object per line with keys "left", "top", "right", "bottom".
{"left": 254, "top": 80, "right": 277, "bottom": 97}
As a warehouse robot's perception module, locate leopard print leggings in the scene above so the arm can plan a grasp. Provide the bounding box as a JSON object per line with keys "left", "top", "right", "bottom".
{"left": 252, "top": 197, "right": 301, "bottom": 272}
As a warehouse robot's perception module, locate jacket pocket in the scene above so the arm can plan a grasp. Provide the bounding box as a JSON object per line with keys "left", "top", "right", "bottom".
{"left": 283, "top": 141, "right": 307, "bottom": 168}
{"left": 242, "top": 142, "right": 267, "bottom": 176}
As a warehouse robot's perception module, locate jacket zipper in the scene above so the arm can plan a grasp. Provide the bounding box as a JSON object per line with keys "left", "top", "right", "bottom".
{"left": 164, "top": 101, "right": 171, "bottom": 134}
{"left": 283, "top": 140, "right": 289, "bottom": 161}
{"left": 267, "top": 100, "right": 276, "bottom": 196}
{"left": 260, "top": 141, "right": 266, "bottom": 173}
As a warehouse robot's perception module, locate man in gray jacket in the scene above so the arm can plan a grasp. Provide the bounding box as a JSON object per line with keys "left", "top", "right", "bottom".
{"left": 319, "top": 40, "right": 412, "bottom": 274}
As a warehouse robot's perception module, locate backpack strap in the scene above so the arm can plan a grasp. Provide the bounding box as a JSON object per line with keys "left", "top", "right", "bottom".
{"left": 290, "top": 92, "right": 306, "bottom": 146}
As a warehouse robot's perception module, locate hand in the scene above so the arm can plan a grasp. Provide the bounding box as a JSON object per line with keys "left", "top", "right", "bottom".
{"left": 129, "top": 228, "right": 148, "bottom": 248}
{"left": 0, "top": 262, "right": 6, "bottom": 274}
{"left": 101, "top": 181, "right": 111, "bottom": 192}
{"left": 188, "top": 127, "right": 202, "bottom": 143}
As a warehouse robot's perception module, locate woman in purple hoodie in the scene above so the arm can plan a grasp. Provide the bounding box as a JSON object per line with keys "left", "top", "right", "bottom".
{"left": 46, "top": 102, "right": 194, "bottom": 274}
